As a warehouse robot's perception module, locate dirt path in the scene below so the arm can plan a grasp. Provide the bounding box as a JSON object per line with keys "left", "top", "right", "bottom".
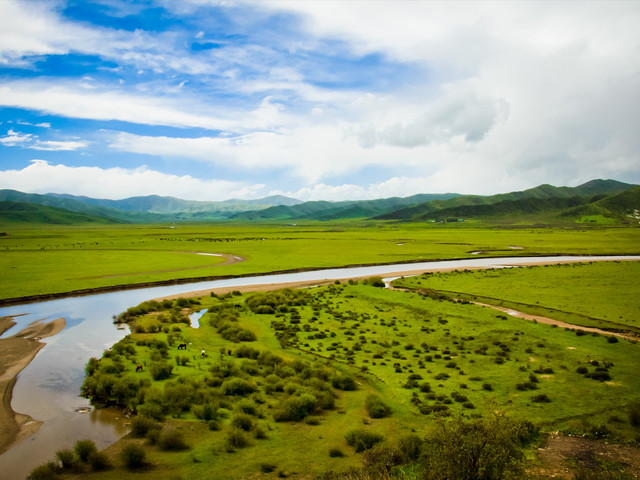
{"left": 471, "top": 301, "right": 636, "bottom": 340}
{"left": 87, "top": 252, "right": 245, "bottom": 279}
{"left": 0, "top": 317, "right": 66, "bottom": 455}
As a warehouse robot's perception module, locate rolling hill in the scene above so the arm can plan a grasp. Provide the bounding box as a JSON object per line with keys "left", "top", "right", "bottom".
{"left": 0, "top": 201, "right": 122, "bottom": 225}
{"left": 231, "top": 193, "right": 460, "bottom": 221}
{"left": 375, "top": 179, "right": 636, "bottom": 222}
{"left": 0, "top": 180, "right": 636, "bottom": 225}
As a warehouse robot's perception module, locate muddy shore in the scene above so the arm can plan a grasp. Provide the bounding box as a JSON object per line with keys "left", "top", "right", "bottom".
{"left": 0, "top": 317, "right": 66, "bottom": 454}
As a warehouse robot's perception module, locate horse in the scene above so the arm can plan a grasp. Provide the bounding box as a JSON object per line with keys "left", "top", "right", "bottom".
{"left": 136, "top": 364, "right": 143, "bottom": 372}
{"left": 177, "top": 343, "right": 187, "bottom": 350}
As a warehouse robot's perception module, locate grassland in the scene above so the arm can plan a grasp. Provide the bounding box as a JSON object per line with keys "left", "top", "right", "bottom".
{"left": 393, "top": 261, "right": 640, "bottom": 335}
{"left": 2, "top": 222, "right": 639, "bottom": 300}
{"left": 39, "top": 260, "right": 640, "bottom": 480}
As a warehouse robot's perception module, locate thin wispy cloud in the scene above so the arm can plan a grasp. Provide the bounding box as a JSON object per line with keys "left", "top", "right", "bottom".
{"left": 0, "top": 0, "right": 638, "bottom": 201}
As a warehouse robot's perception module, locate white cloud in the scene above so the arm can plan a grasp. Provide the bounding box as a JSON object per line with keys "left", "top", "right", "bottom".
{"left": 0, "top": 128, "right": 33, "bottom": 146}
{"left": 0, "top": 128, "right": 88, "bottom": 151}
{"left": 0, "top": 0, "right": 219, "bottom": 75}
{"left": 0, "top": 160, "right": 264, "bottom": 201}
{"left": 29, "top": 140, "right": 89, "bottom": 151}
{"left": 0, "top": 80, "right": 237, "bottom": 130}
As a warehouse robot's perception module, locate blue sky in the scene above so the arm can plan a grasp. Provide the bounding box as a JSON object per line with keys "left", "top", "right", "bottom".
{"left": 0, "top": 0, "right": 638, "bottom": 201}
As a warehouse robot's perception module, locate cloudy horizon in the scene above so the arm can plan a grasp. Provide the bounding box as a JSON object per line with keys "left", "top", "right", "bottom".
{"left": 0, "top": 0, "right": 638, "bottom": 202}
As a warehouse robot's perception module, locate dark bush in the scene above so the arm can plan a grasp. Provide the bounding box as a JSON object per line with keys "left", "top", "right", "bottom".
{"left": 260, "top": 463, "right": 277, "bottom": 473}
{"left": 345, "top": 429, "right": 384, "bottom": 452}
{"left": 88, "top": 451, "right": 111, "bottom": 471}
{"left": 74, "top": 439, "right": 97, "bottom": 462}
{"left": 329, "top": 447, "right": 345, "bottom": 457}
{"left": 331, "top": 374, "right": 357, "bottom": 391}
{"left": 120, "top": 443, "right": 146, "bottom": 469}
{"left": 586, "top": 371, "right": 612, "bottom": 382}
{"left": 130, "top": 416, "right": 160, "bottom": 437}
{"left": 225, "top": 428, "right": 249, "bottom": 450}
{"left": 531, "top": 393, "right": 551, "bottom": 403}
{"left": 231, "top": 414, "right": 254, "bottom": 431}
{"left": 365, "top": 394, "right": 391, "bottom": 418}
{"left": 606, "top": 336, "right": 619, "bottom": 344}
{"left": 158, "top": 428, "right": 188, "bottom": 451}
{"left": 628, "top": 403, "right": 640, "bottom": 427}
{"left": 55, "top": 449, "right": 75, "bottom": 469}
{"left": 149, "top": 361, "right": 173, "bottom": 380}
{"left": 27, "top": 462, "right": 60, "bottom": 480}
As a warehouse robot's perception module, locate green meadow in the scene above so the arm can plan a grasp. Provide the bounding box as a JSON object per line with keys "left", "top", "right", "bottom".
{"left": 393, "top": 261, "right": 640, "bottom": 334}
{"left": 2, "top": 222, "right": 640, "bottom": 300}
{"left": 37, "top": 261, "right": 640, "bottom": 479}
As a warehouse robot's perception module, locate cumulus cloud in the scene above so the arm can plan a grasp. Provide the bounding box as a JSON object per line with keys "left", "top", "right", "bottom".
{"left": 0, "top": 160, "right": 264, "bottom": 201}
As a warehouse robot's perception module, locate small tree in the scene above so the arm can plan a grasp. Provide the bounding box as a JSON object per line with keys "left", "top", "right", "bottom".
{"left": 420, "top": 413, "right": 532, "bottom": 480}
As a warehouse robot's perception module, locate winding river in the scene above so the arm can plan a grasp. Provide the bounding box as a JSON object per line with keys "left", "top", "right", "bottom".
{"left": 1, "top": 255, "right": 639, "bottom": 478}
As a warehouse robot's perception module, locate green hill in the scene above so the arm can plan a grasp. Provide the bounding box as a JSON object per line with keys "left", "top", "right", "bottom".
{"left": 560, "top": 185, "right": 640, "bottom": 223}
{"left": 376, "top": 179, "right": 636, "bottom": 222}
{"left": 47, "top": 193, "right": 301, "bottom": 214}
{"left": 0, "top": 201, "right": 121, "bottom": 225}
{"left": 231, "top": 193, "right": 460, "bottom": 221}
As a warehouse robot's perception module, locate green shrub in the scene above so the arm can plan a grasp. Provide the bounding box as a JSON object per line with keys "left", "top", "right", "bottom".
{"left": 398, "top": 434, "right": 423, "bottom": 461}
{"left": 130, "top": 416, "right": 160, "bottom": 437}
{"left": 231, "top": 413, "right": 254, "bottom": 431}
{"left": 74, "top": 439, "right": 97, "bottom": 462}
{"left": 158, "top": 428, "right": 189, "bottom": 450}
{"left": 345, "top": 429, "right": 384, "bottom": 452}
{"left": 88, "top": 451, "right": 111, "bottom": 471}
{"left": 421, "top": 413, "right": 527, "bottom": 480}
{"left": 120, "top": 444, "right": 146, "bottom": 469}
{"left": 365, "top": 394, "right": 391, "bottom": 419}
{"left": 331, "top": 374, "right": 357, "bottom": 391}
{"left": 55, "top": 449, "right": 75, "bottom": 469}
{"left": 223, "top": 378, "right": 256, "bottom": 396}
{"left": 225, "top": 428, "right": 249, "bottom": 450}
{"left": 149, "top": 361, "right": 173, "bottom": 380}
{"left": 27, "top": 461, "right": 60, "bottom": 480}
{"left": 532, "top": 393, "right": 551, "bottom": 403}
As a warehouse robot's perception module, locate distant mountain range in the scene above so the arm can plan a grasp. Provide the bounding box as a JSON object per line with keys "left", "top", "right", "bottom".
{"left": 0, "top": 179, "right": 637, "bottom": 225}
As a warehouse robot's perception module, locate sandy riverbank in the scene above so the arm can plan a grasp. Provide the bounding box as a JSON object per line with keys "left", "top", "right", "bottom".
{"left": 152, "top": 259, "right": 589, "bottom": 301}
{"left": 0, "top": 316, "right": 66, "bottom": 455}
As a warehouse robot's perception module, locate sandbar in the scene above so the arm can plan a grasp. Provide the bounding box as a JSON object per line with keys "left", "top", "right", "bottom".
{"left": 0, "top": 316, "right": 66, "bottom": 454}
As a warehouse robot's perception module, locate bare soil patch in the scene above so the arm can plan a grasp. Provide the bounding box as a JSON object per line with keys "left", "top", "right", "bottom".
{"left": 533, "top": 433, "right": 640, "bottom": 479}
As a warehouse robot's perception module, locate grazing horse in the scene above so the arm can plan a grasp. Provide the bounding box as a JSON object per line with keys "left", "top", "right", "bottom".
{"left": 177, "top": 343, "right": 187, "bottom": 350}
{"left": 136, "top": 364, "right": 143, "bottom": 372}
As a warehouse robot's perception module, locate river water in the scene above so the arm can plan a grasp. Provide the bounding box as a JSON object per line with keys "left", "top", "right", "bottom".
{"left": 1, "top": 255, "right": 639, "bottom": 478}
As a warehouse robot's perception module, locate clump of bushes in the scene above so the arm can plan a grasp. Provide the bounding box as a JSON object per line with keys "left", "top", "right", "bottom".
{"left": 331, "top": 373, "right": 357, "bottom": 391}
{"left": 345, "top": 429, "right": 384, "bottom": 452}
{"left": 225, "top": 428, "right": 250, "bottom": 451}
{"left": 365, "top": 394, "right": 391, "bottom": 418}
{"left": 158, "top": 428, "right": 188, "bottom": 451}
{"left": 130, "top": 416, "right": 161, "bottom": 437}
